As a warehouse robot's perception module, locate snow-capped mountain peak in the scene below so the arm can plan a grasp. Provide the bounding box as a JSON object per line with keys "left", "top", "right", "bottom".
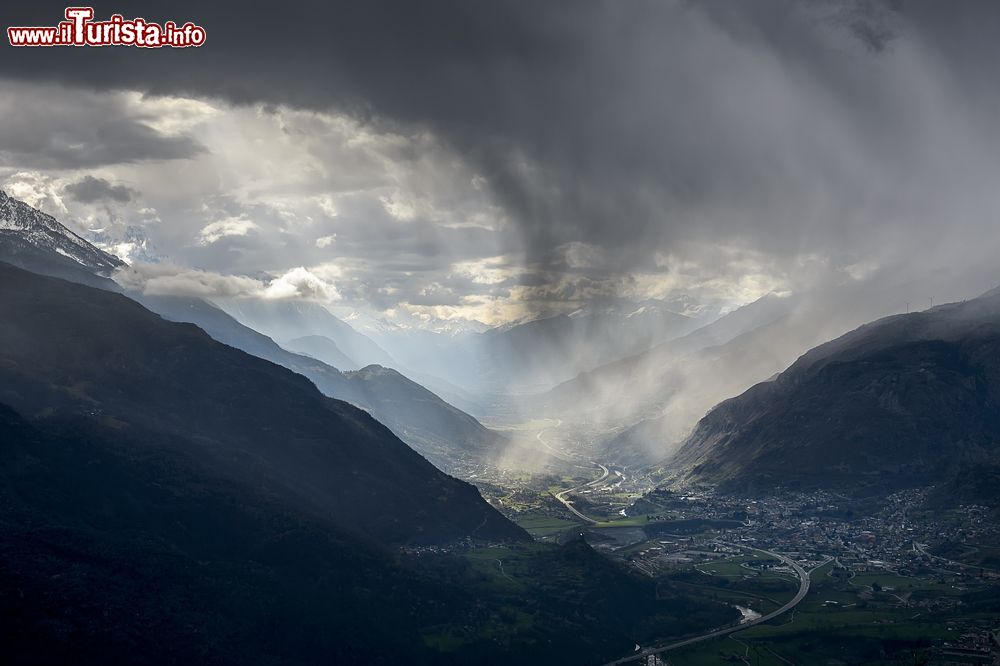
{"left": 82, "top": 224, "right": 160, "bottom": 265}
{"left": 0, "top": 190, "right": 124, "bottom": 273}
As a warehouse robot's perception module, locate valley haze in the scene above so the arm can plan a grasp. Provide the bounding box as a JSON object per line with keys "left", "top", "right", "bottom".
{"left": 2, "top": 1, "right": 1000, "bottom": 664}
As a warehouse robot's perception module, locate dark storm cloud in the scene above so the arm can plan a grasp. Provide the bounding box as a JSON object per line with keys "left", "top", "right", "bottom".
{"left": 1, "top": 2, "right": 994, "bottom": 236}
{"left": 4, "top": 1, "right": 1000, "bottom": 314}
{"left": 63, "top": 175, "right": 137, "bottom": 203}
{"left": 0, "top": 82, "right": 204, "bottom": 168}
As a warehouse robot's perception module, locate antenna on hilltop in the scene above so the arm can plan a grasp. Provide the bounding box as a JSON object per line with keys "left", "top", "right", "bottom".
{"left": 905, "top": 301, "right": 910, "bottom": 314}
{"left": 928, "top": 297, "right": 934, "bottom": 309}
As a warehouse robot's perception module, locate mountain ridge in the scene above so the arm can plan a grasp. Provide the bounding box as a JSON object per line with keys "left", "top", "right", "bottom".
{"left": 666, "top": 289, "right": 1000, "bottom": 502}
{"left": 0, "top": 191, "right": 507, "bottom": 476}
{"left": 0, "top": 190, "right": 123, "bottom": 272}
{"left": 0, "top": 261, "right": 525, "bottom": 545}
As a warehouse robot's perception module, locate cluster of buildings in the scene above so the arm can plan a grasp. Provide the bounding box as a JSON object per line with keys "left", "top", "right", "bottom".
{"left": 633, "top": 487, "right": 998, "bottom": 576}
{"left": 614, "top": 487, "right": 1000, "bottom": 663}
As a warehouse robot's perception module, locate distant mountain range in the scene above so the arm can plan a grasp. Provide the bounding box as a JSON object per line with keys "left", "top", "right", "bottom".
{"left": 218, "top": 297, "right": 397, "bottom": 371}
{"left": 133, "top": 293, "right": 506, "bottom": 474}
{"left": 666, "top": 288, "right": 1000, "bottom": 504}
{"left": 541, "top": 293, "right": 797, "bottom": 414}
{"left": 531, "top": 293, "right": 808, "bottom": 464}
{"left": 536, "top": 286, "right": 921, "bottom": 467}
{"left": 0, "top": 262, "right": 522, "bottom": 545}
{"left": 283, "top": 333, "right": 357, "bottom": 369}
{"left": 0, "top": 190, "right": 735, "bottom": 664}
{"left": 0, "top": 263, "right": 731, "bottom": 664}
{"left": 366, "top": 298, "right": 720, "bottom": 401}
{"left": 0, "top": 191, "right": 506, "bottom": 475}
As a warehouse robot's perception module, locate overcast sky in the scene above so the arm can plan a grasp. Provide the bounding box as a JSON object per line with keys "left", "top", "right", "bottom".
{"left": 2, "top": 1, "right": 999, "bottom": 328}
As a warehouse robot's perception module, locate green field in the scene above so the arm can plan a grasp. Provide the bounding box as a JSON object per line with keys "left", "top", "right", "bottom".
{"left": 513, "top": 513, "right": 583, "bottom": 537}
{"left": 414, "top": 540, "right": 744, "bottom": 663}
{"left": 667, "top": 560, "right": 994, "bottom": 665}
{"left": 593, "top": 515, "right": 654, "bottom": 527}
{"left": 697, "top": 553, "right": 793, "bottom": 579}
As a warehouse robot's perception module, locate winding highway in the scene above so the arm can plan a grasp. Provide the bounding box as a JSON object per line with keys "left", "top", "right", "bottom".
{"left": 537, "top": 420, "right": 610, "bottom": 524}
{"left": 913, "top": 541, "right": 997, "bottom": 574}
{"left": 604, "top": 544, "right": 814, "bottom": 665}
{"left": 535, "top": 423, "right": 818, "bottom": 664}
{"left": 553, "top": 461, "right": 609, "bottom": 523}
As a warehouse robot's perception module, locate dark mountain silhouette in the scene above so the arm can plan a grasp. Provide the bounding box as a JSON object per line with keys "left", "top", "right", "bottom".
{"left": 0, "top": 263, "right": 737, "bottom": 664}
{"left": 137, "top": 294, "right": 506, "bottom": 473}
{"left": 0, "top": 401, "right": 458, "bottom": 664}
{"left": 668, "top": 289, "right": 1000, "bottom": 502}
{"left": 343, "top": 365, "right": 504, "bottom": 463}
{"left": 0, "top": 190, "right": 123, "bottom": 291}
{"left": 0, "top": 262, "right": 523, "bottom": 545}
{"left": 0, "top": 197, "right": 743, "bottom": 664}
{"left": 0, "top": 191, "right": 507, "bottom": 474}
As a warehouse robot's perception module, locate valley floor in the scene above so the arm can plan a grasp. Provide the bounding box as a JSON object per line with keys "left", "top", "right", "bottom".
{"left": 464, "top": 426, "right": 1000, "bottom": 665}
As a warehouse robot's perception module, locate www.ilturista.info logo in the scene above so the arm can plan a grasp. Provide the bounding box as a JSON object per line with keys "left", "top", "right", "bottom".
{"left": 8, "top": 7, "right": 206, "bottom": 48}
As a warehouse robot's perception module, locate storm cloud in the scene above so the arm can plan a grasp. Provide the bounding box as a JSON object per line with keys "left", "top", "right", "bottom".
{"left": 3, "top": 1, "right": 1000, "bottom": 323}
{"left": 64, "top": 175, "right": 138, "bottom": 203}
{"left": 0, "top": 82, "right": 204, "bottom": 168}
